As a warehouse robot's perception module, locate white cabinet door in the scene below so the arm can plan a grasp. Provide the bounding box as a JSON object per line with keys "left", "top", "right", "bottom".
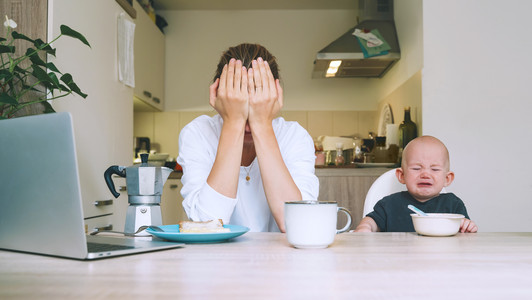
{"left": 108, "top": 177, "right": 130, "bottom": 232}
{"left": 133, "top": 0, "right": 165, "bottom": 111}
{"left": 51, "top": 0, "right": 134, "bottom": 225}
{"left": 161, "top": 179, "right": 187, "bottom": 224}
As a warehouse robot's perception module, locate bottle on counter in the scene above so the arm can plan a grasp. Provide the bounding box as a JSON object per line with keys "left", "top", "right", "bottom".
{"left": 334, "top": 142, "right": 345, "bottom": 166}
{"left": 398, "top": 107, "right": 418, "bottom": 149}
{"left": 373, "top": 136, "right": 388, "bottom": 163}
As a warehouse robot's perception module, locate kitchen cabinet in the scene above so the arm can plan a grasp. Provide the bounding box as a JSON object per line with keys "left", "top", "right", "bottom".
{"left": 133, "top": 0, "right": 165, "bottom": 111}
{"left": 84, "top": 177, "right": 128, "bottom": 233}
{"left": 316, "top": 168, "right": 388, "bottom": 229}
{"left": 161, "top": 178, "right": 188, "bottom": 224}
{"left": 48, "top": 0, "right": 134, "bottom": 229}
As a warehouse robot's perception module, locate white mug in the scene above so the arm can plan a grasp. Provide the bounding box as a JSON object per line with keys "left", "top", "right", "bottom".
{"left": 284, "top": 201, "right": 352, "bottom": 249}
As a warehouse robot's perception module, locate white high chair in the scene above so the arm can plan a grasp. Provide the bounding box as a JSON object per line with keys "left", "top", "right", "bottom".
{"left": 362, "top": 169, "right": 405, "bottom": 217}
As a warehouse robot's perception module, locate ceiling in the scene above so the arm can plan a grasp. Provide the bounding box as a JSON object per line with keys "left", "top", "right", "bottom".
{"left": 152, "top": 0, "right": 358, "bottom": 10}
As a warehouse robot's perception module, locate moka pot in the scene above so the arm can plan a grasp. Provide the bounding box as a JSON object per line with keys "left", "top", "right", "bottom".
{"left": 104, "top": 153, "right": 173, "bottom": 233}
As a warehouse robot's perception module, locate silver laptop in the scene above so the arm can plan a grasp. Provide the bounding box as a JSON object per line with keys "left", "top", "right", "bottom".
{"left": 0, "top": 112, "right": 183, "bottom": 260}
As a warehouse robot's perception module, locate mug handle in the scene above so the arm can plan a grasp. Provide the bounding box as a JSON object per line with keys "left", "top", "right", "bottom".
{"left": 336, "top": 207, "right": 353, "bottom": 234}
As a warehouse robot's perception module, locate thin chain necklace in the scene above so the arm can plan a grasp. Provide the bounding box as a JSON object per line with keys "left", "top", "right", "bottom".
{"left": 243, "top": 159, "right": 255, "bottom": 182}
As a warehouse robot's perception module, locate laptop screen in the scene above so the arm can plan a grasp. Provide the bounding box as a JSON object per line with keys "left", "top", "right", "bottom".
{"left": 0, "top": 112, "right": 90, "bottom": 258}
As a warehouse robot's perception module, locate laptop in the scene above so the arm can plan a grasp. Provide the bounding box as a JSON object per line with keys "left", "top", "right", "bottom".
{"left": 0, "top": 112, "right": 183, "bottom": 260}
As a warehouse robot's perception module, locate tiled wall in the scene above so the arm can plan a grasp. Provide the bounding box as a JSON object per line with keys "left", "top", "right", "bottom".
{"left": 134, "top": 110, "right": 377, "bottom": 160}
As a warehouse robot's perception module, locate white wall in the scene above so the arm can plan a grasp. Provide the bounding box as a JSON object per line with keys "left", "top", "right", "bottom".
{"left": 160, "top": 5, "right": 422, "bottom": 112}
{"left": 375, "top": 0, "right": 423, "bottom": 132}
{"left": 422, "top": 0, "right": 532, "bottom": 231}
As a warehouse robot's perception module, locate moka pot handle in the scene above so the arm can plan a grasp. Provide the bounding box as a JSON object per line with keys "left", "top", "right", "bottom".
{"left": 104, "top": 166, "right": 126, "bottom": 198}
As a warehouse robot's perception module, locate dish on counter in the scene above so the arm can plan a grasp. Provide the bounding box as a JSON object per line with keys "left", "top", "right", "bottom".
{"left": 354, "top": 162, "right": 397, "bottom": 168}
{"left": 146, "top": 224, "right": 250, "bottom": 243}
{"left": 377, "top": 103, "right": 394, "bottom": 136}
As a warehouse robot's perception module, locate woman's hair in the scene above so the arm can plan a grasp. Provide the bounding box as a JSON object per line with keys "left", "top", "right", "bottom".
{"left": 213, "top": 43, "right": 279, "bottom": 82}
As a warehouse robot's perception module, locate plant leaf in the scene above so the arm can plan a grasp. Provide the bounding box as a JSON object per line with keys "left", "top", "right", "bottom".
{"left": 60, "top": 73, "right": 87, "bottom": 98}
{"left": 48, "top": 72, "right": 61, "bottom": 89}
{"left": 33, "top": 39, "right": 56, "bottom": 56}
{"left": 12, "top": 31, "right": 35, "bottom": 43}
{"left": 46, "top": 62, "right": 61, "bottom": 73}
{"left": 0, "top": 69, "right": 11, "bottom": 80}
{"left": 60, "top": 25, "right": 91, "bottom": 48}
{"left": 68, "top": 81, "right": 87, "bottom": 98}
{"left": 0, "top": 93, "right": 18, "bottom": 105}
{"left": 0, "top": 45, "right": 15, "bottom": 54}
{"left": 41, "top": 100, "right": 56, "bottom": 113}
{"left": 31, "top": 65, "right": 52, "bottom": 84}
{"left": 0, "top": 37, "right": 6, "bottom": 42}
{"left": 60, "top": 73, "right": 73, "bottom": 84}
{"left": 27, "top": 48, "right": 46, "bottom": 67}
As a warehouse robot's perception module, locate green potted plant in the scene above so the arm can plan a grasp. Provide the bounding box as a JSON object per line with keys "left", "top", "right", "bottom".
{"left": 0, "top": 16, "right": 90, "bottom": 119}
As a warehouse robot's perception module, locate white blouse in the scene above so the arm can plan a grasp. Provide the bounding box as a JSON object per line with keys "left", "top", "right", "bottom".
{"left": 176, "top": 114, "right": 319, "bottom": 232}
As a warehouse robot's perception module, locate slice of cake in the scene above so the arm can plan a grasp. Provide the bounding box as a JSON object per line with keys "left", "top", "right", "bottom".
{"left": 178, "top": 219, "right": 230, "bottom": 233}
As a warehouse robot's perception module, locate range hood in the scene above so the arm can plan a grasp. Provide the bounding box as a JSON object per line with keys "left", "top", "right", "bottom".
{"left": 312, "top": 0, "right": 400, "bottom": 78}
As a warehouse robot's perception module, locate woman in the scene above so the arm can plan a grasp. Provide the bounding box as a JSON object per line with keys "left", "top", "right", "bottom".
{"left": 176, "top": 43, "right": 318, "bottom": 232}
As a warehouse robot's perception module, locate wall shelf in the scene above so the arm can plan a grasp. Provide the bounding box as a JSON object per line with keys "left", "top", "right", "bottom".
{"left": 116, "top": 0, "right": 136, "bottom": 18}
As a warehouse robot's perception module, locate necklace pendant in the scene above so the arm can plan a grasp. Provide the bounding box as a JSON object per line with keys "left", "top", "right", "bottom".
{"left": 246, "top": 175, "right": 250, "bottom": 181}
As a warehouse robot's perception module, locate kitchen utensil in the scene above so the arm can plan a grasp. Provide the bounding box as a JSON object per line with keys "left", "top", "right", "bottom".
{"left": 134, "top": 137, "right": 151, "bottom": 158}
{"left": 104, "top": 153, "right": 173, "bottom": 234}
{"left": 408, "top": 204, "right": 427, "bottom": 216}
{"left": 90, "top": 225, "right": 164, "bottom": 237}
{"left": 410, "top": 213, "right": 465, "bottom": 236}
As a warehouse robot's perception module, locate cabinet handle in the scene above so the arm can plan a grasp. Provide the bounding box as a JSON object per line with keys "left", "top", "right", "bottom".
{"left": 95, "top": 224, "right": 113, "bottom": 231}
{"left": 143, "top": 90, "right": 152, "bottom": 98}
{"left": 169, "top": 184, "right": 178, "bottom": 189}
{"left": 153, "top": 97, "right": 160, "bottom": 104}
{"left": 94, "top": 199, "right": 114, "bottom": 207}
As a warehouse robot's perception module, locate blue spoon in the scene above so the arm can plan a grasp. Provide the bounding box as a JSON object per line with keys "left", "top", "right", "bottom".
{"left": 408, "top": 205, "right": 428, "bottom": 216}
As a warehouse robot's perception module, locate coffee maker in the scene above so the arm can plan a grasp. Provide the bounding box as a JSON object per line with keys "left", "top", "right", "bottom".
{"left": 104, "top": 153, "right": 173, "bottom": 233}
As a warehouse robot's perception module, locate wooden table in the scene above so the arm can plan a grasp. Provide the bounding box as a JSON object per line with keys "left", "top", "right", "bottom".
{"left": 1, "top": 232, "right": 532, "bottom": 299}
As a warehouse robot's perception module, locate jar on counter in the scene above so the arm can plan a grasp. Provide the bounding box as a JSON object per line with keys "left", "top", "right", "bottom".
{"left": 334, "top": 143, "right": 345, "bottom": 166}
{"left": 315, "top": 151, "right": 325, "bottom": 166}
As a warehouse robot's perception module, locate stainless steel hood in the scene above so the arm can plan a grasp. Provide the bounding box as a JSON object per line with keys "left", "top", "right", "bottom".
{"left": 312, "top": 0, "right": 400, "bottom": 78}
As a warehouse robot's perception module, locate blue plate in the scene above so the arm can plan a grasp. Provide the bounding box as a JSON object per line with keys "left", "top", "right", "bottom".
{"left": 145, "top": 224, "right": 250, "bottom": 243}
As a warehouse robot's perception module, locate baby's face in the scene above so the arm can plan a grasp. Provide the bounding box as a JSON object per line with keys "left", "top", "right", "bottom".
{"left": 397, "top": 140, "right": 453, "bottom": 202}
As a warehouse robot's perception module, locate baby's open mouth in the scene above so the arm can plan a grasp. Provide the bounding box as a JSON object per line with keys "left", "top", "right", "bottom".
{"left": 418, "top": 182, "right": 432, "bottom": 187}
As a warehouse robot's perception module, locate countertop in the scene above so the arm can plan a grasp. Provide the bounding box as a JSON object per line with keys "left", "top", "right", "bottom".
{"left": 168, "top": 171, "right": 182, "bottom": 179}
{"left": 315, "top": 166, "right": 393, "bottom": 177}
{"left": 1, "top": 232, "right": 532, "bottom": 299}
{"left": 170, "top": 167, "right": 394, "bottom": 180}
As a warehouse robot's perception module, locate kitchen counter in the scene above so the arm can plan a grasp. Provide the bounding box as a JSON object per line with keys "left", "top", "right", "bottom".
{"left": 315, "top": 166, "right": 393, "bottom": 177}
{"left": 168, "top": 170, "right": 182, "bottom": 179}
{"left": 1, "top": 232, "right": 531, "bottom": 299}
{"left": 169, "top": 166, "right": 393, "bottom": 179}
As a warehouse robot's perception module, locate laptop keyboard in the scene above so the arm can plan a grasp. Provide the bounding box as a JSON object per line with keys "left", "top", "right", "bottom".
{"left": 87, "top": 242, "right": 136, "bottom": 253}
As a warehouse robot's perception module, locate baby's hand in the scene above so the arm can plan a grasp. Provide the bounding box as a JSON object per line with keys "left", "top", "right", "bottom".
{"left": 460, "top": 218, "right": 478, "bottom": 233}
{"left": 352, "top": 227, "right": 372, "bottom": 233}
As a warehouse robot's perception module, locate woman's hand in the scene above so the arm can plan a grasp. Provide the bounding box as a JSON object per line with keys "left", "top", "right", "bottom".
{"left": 209, "top": 58, "right": 249, "bottom": 125}
{"left": 247, "top": 57, "right": 283, "bottom": 128}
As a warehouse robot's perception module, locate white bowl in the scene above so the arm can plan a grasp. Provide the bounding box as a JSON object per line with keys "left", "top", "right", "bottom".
{"left": 411, "top": 213, "right": 464, "bottom": 236}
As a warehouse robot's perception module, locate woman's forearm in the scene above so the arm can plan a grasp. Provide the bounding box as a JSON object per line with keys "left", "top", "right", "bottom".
{"left": 207, "top": 120, "right": 246, "bottom": 198}
{"left": 251, "top": 123, "right": 301, "bottom": 232}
